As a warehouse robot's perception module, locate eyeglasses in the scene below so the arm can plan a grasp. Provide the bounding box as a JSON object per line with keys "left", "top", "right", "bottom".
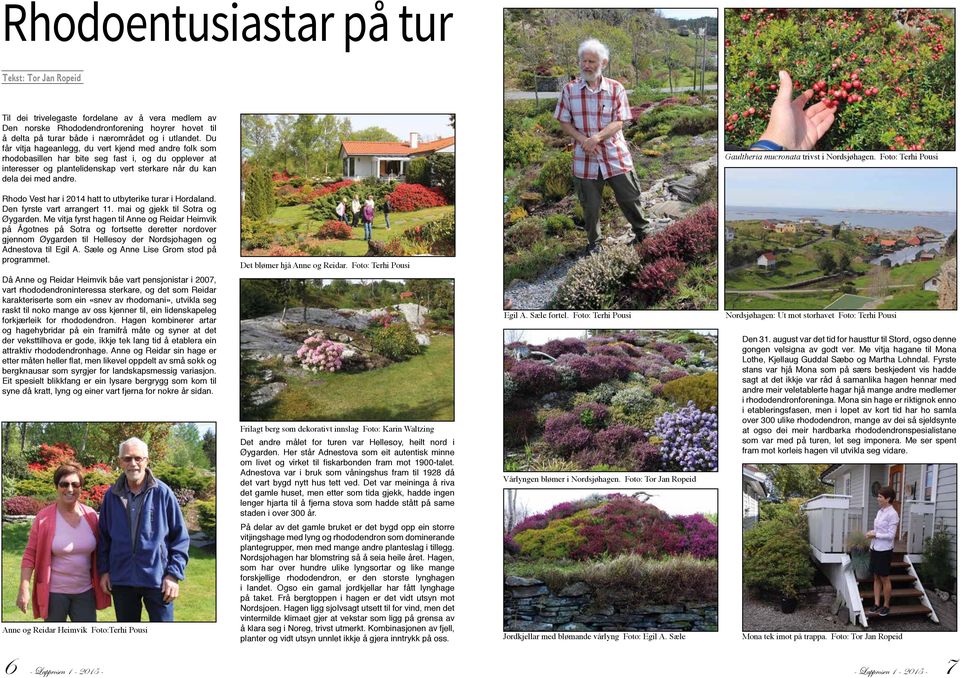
{"left": 58, "top": 482, "right": 82, "bottom": 489}
{"left": 121, "top": 456, "right": 147, "bottom": 464}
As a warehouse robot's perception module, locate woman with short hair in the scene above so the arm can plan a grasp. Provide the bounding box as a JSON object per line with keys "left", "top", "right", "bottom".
{"left": 17, "top": 463, "right": 112, "bottom": 621}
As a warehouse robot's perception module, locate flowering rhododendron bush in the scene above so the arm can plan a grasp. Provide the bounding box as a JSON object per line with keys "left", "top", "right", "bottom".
{"left": 724, "top": 9, "right": 955, "bottom": 150}
{"left": 296, "top": 337, "right": 344, "bottom": 372}
{"left": 385, "top": 183, "right": 448, "bottom": 212}
{"left": 503, "top": 330, "right": 718, "bottom": 472}
{"left": 508, "top": 495, "right": 718, "bottom": 561}
{"left": 317, "top": 220, "right": 352, "bottom": 240}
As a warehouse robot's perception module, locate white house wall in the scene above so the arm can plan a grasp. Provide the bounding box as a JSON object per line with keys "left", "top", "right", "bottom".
{"left": 934, "top": 464, "right": 957, "bottom": 577}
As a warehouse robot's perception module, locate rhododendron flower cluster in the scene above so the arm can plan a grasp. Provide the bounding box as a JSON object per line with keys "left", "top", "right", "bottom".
{"left": 297, "top": 337, "right": 344, "bottom": 372}
{"left": 386, "top": 183, "right": 448, "bottom": 212}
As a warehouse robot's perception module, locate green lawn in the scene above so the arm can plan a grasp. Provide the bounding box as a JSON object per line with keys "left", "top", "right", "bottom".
{"left": 853, "top": 259, "right": 943, "bottom": 290}
{"left": 824, "top": 294, "right": 875, "bottom": 310}
{"left": 725, "top": 291, "right": 841, "bottom": 310}
{"left": 878, "top": 289, "right": 940, "bottom": 310}
{"left": 2, "top": 521, "right": 216, "bottom": 622}
{"left": 252, "top": 334, "right": 454, "bottom": 421}
{"left": 245, "top": 205, "right": 454, "bottom": 256}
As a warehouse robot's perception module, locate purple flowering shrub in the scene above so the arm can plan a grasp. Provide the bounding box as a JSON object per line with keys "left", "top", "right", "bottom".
{"left": 659, "top": 369, "right": 689, "bottom": 383}
{"left": 3, "top": 495, "right": 45, "bottom": 516}
{"left": 630, "top": 442, "right": 663, "bottom": 472}
{"left": 573, "top": 424, "right": 646, "bottom": 468}
{"left": 542, "top": 413, "right": 593, "bottom": 454}
{"left": 503, "top": 534, "right": 521, "bottom": 556}
{"left": 652, "top": 402, "right": 718, "bottom": 472}
{"left": 509, "top": 495, "right": 717, "bottom": 563}
{"left": 509, "top": 360, "right": 561, "bottom": 395}
{"left": 675, "top": 514, "right": 719, "bottom": 559}
{"left": 556, "top": 354, "right": 635, "bottom": 389}
{"left": 658, "top": 343, "right": 688, "bottom": 364}
{"left": 573, "top": 402, "right": 609, "bottom": 430}
{"left": 536, "top": 337, "right": 587, "bottom": 358}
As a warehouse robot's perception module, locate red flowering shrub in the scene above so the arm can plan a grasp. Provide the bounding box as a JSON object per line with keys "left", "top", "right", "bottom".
{"left": 659, "top": 343, "right": 688, "bottom": 364}
{"left": 631, "top": 442, "right": 663, "bottom": 471}
{"left": 317, "top": 220, "right": 352, "bottom": 240}
{"left": 386, "top": 183, "right": 448, "bottom": 212}
{"left": 33, "top": 443, "right": 77, "bottom": 469}
{"left": 632, "top": 257, "right": 687, "bottom": 305}
{"left": 675, "top": 514, "right": 719, "bottom": 559}
{"left": 572, "top": 496, "right": 686, "bottom": 559}
{"left": 3, "top": 495, "right": 46, "bottom": 516}
{"left": 638, "top": 204, "right": 718, "bottom": 264}
{"left": 84, "top": 484, "right": 110, "bottom": 510}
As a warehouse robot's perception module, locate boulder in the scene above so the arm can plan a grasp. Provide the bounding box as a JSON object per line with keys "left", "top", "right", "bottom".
{"left": 415, "top": 333, "right": 431, "bottom": 347}
{"left": 250, "top": 382, "right": 286, "bottom": 407}
{"left": 667, "top": 174, "right": 700, "bottom": 203}
{"left": 395, "top": 303, "right": 429, "bottom": 328}
{"left": 647, "top": 200, "right": 691, "bottom": 220}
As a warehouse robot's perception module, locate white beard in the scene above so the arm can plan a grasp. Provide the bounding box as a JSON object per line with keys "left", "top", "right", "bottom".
{"left": 581, "top": 66, "right": 603, "bottom": 85}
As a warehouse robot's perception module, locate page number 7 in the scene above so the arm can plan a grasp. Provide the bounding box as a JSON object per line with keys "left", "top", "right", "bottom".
{"left": 948, "top": 659, "right": 959, "bottom": 675}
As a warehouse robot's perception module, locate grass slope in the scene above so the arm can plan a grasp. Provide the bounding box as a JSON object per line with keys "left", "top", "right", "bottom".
{"left": 2, "top": 521, "right": 216, "bottom": 622}
{"left": 257, "top": 335, "right": 454, "bottom": 421}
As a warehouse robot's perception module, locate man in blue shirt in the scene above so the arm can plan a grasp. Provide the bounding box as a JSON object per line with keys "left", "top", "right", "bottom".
{"left": 98, "top": 437, "right": 190, "bottom": 622}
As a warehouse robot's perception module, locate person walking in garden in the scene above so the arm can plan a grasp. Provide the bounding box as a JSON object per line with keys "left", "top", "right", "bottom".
{"left": 555, "top": 38, "right": 648, "bottom": 255}
{"left": 98, "top": 437, "right": 189, "bottom": 622}
{"left": 362, "top": 195, "right": 376, "bottom": 241}
{"left": 383, "top": 196, "right": 392, "bottom": 230}
{"left": 336, "top": 198, "right": 348, "bottom": 224}
{"left": 865, "top": 485, "right": 899, "bottom": 617}
{"left": 351, "top": 195, "right": 362, "bottom": 227}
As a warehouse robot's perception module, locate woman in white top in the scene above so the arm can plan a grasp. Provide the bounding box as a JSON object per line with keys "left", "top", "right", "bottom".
{"left": 865, "top": 485, "right": 899, "bottom": 617}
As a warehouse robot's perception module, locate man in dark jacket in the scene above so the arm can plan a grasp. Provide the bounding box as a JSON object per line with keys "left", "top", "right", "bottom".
{"left": 97, "top": 437, "right": 190, "bottom": 622}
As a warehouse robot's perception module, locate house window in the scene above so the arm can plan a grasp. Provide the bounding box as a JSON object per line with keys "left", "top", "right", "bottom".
{"left": 923, "top": 465, "right": 938, "bottom": 502}
{"left": 343, "top": 157, "right": 355, "bottom": 177}
{"left": 841, "top": 473, "right": 851, "bottom": 496}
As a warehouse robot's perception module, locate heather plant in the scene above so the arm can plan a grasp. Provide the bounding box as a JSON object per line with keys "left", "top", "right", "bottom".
{"left": 552, "top": 244, "right": 642, "bottom": 310}
{"left": 573, "top": 402, "right": 609, "bottom": 430}
{"left": 652, "top": 402, "right": 719, "bottom": 472}
{"left": 512, "top": 513, "right": 590, "bottom": 559}
{"left": 537, "top": 337, "right": 587, "bottom": 357}
{"left": 555, "top": 353, "right": 634, "bottom": 389}
{"left": 631, "top": 257, "right": 687, "bottom": 306}
{"left": 658, "top": 343, "right": 688, "bottom": 364}
{"left": 638, "top": 204, "right": 719, "bottom": 264}
{"left": 544, "top": 213, "right": 575, "bottom": 235}
{"left": 542, "top": 413, "right": 593, "bottom": 454}
{"left": 555, "top": 365, "right": 579, "bottom": 391}
{"left": 573, "top": 424, "right": 647, "bottom": 469}
{"left": 504, "top": 217, "right": 546, "bottom": 253}
{"left": 509, "top": 360, "right": 562, "bottom": 395}
{"left": 675, "top": 514, "right": 719, "bottom": 559}
{"left": 661, "top": 372, "right": 719, "bottom": 410}
{"left": 609, "top": 384, "right": 654, "bottom": 417}
{"left": 630, "top": 442, "right": 663, "bottom": 472}
{"left": 659, "top": 369, "right": 689, "bottom": 383}
{"left": 503, "top": 373, "right": 518, "bottom": 404}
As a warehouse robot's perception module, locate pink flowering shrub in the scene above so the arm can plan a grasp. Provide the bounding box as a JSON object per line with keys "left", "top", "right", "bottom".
{"left": 536, "top": 337, "right": 587, "bottom": 358}
{"left": 3, "top": 496, "right": 45, "bottom": 516}
{"left": 296, "top": 337, "right": 344, "bottom": 372}
{"left": 543, "top": 413, "right": 593, "bottom": 454}
{"left": 573, "top": 424, "right": 646, "bottom": 468}
{"left": 632, "top": 257, "right": 687, "bottom": 305}
{"left": 675, "top": 514, "right": 719, "bottom": 559}
{"left": 638, "top": 204, "right": 718, "bottom": 264}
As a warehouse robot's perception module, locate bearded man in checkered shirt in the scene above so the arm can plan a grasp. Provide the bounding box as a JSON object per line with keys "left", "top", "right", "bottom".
{"left": 555, "top": 38, "right": 649, "bottom": 254}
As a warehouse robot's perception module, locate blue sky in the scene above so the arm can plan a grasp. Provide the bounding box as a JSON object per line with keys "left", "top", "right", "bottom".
{"left": 657, "top": 9, "right": 716, "bottom": 20}
{"left": 726, "top": 168, "right": 957, "bottom": 212}
{"left": 341, "top": 115, "right": 453, "bottom": 141}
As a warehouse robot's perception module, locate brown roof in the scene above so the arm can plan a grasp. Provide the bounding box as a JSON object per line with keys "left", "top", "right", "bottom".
{"left": 760, "top": 252, "right": 777, "bottom": 260}
{"left": 341, "top": 136, "right": 455, "bottom": 157}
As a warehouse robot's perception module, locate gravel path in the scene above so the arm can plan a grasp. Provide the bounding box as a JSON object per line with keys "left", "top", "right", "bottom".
{"left": 504, "top": 256, "right": 580, "bottom": 310}
{"left": 743, "top": 593, "right": 956, "bottom": 632}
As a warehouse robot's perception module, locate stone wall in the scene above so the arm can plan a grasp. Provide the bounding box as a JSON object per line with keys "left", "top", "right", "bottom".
{"left": 504, "top": 576, "right": 718, "bottom": 632}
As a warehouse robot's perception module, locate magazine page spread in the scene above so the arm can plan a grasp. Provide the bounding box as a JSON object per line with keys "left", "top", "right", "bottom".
{"left": 1, "top": 3, "right": 957, "bottom": 677}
